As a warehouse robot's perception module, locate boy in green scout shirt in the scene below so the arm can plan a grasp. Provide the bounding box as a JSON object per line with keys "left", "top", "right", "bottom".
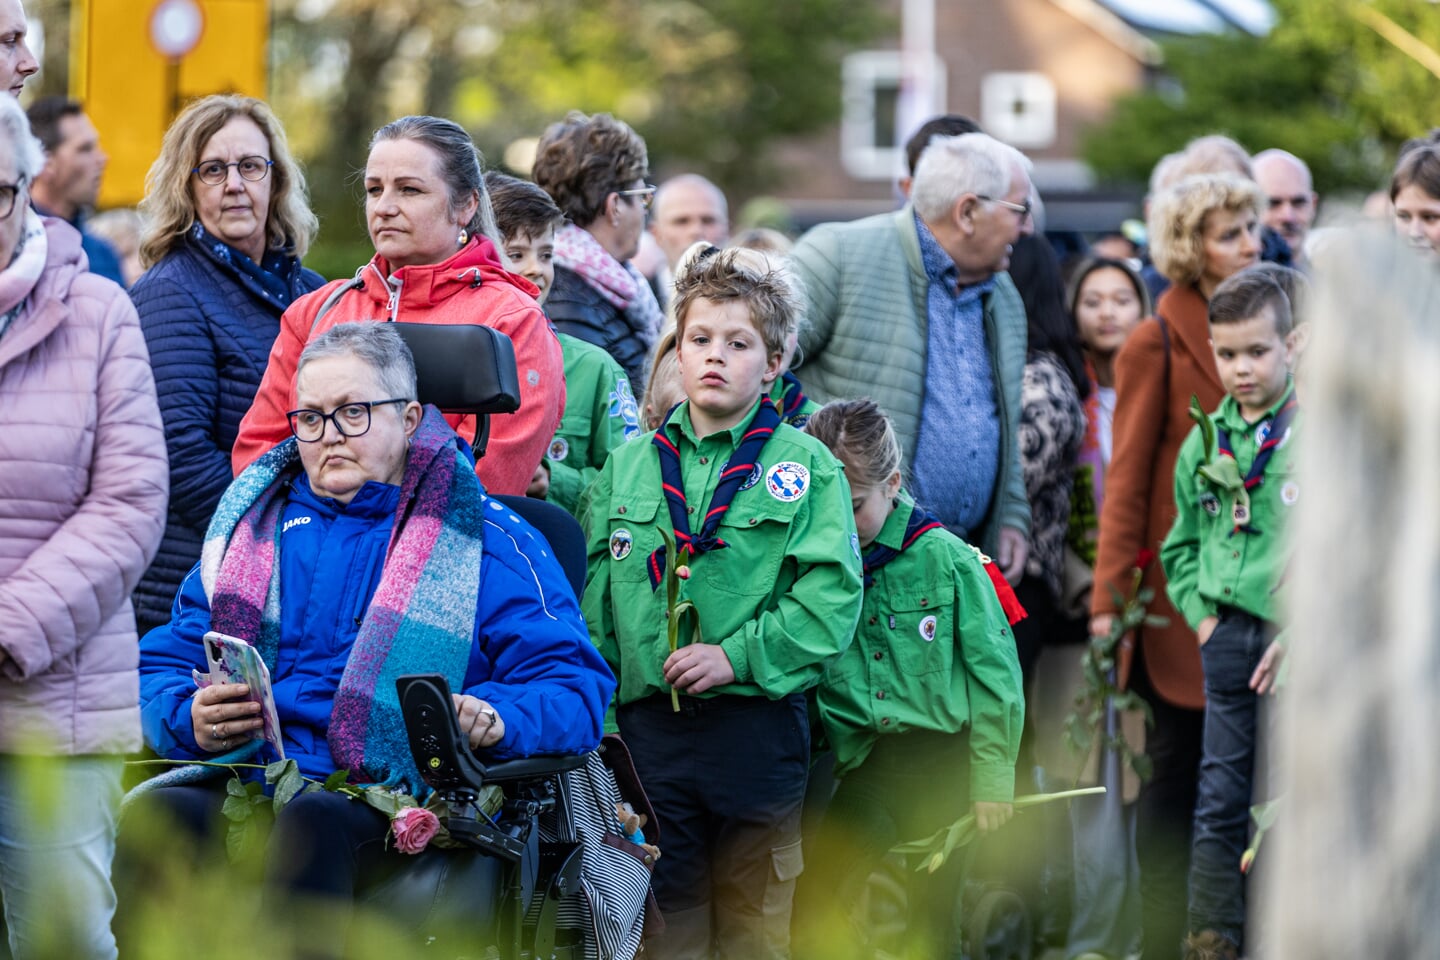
{"left": 791, "top": 398, "right": 1024, "bottom": 960}
{"left": 1161, "top": 265, "right": 1304, "bottom": 960}
{"left": 485, "top": 172, "right": 641, "bottom": 516}
{"left": 583, "top": 247, "right": 863, "bottom": 960}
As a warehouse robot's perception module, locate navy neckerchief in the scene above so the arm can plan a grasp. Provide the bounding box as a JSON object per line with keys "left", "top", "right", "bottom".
{"left": 1216, "top": 391, "right": 1298, "bottom": 536}
{"left": 861, "top": 502, "right": 944, "bottom": 588}
{"left": 187, "top": 222, "right": 309, "bottom": 310}
{"left": 647, "top": 400, "right": 781, "bottom": 589}
{"left": 773, "top": 371, "right": 811, "bottom": 425}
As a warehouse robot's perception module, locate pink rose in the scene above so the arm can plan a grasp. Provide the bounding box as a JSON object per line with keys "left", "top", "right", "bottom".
{"left": 391, "top": 806, "right": 441, "bottom": 854}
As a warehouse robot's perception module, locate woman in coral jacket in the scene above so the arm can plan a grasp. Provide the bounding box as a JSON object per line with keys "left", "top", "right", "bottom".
{"left": 232, "top": 115, "right": 564, "bottom": 495}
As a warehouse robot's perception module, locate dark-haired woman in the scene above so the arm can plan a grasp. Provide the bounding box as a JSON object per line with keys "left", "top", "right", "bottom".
{"left": 1392, "top": 134, "right": 1440, "bottom": 258}
{"left": 532, "top": 111, "right": 661, "bottom": 388}
{"left": 232, "top": 116, "right": 564, "bottom": 495}
{"left": 1008, "top": 234, "right": 1090, "bottom": 677}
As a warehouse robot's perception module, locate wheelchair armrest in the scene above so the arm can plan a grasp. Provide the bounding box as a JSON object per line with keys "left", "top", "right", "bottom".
{"left": 480, "top": 754, "right": 586, "bottom": 783}
{"left": 396, "top": 674, "right": 585, "bottom": 795}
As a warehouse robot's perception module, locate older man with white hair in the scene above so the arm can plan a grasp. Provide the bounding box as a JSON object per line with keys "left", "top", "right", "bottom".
{"left": 791, "top": 132, "right": 1033, "bottom": 578}
{"left": 0, "top": 0, "right": 38, "bottom": 97}
{"left": 1252, "top": 148, "right": 1318, "bottom": 268}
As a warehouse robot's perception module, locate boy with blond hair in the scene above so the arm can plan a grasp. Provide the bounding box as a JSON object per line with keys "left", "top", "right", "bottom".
{"left": 584, "top": 248, "right": 862, "bottom": 959}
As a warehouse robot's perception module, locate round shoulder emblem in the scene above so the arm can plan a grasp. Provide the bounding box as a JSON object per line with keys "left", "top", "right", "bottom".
{"left": 548, "top": 437, "right": 570, "bottom": 462}
{"left": 766, "top": 461, "right": 810, "bottom": 503}
{"left": 609, "top": 528, "right": 633, "bottom": 561}
{"left": 919, "top": 615, "right": 938, "bottom": 642}
{"left": 1281, "top": 481, "right": 1300, "bottom": 507}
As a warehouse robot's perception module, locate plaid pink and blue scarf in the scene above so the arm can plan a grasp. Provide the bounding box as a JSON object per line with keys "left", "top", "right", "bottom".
{"left": 200, "top": 406, "right": 483, "bottom": 791}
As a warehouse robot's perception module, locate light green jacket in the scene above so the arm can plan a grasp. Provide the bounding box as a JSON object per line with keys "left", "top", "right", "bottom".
{"left": 818, "top": 495, "right": 1024, "bottom": 801}
{"left": 583, "top": 400, "right": 863, "bottom": 706}
{"left": 790, "top": 205, "right": 1031, "bottom": 555}
{"left": 1162, "top": 387, "right": 1300, "bottom": 629}
{"left": 545, "top": 333, "right": 641, "bottom": 516}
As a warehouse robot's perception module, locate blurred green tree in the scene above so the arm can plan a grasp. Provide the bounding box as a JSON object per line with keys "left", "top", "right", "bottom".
{"left": 1080, "top": 0, "right": 1439, "bottom": 197}
{"left": 269, "top": 0, "right": 884, "bottom": 274}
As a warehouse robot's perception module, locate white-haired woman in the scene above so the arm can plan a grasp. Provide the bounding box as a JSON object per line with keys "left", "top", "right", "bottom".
{"left": 0, "top": 92, "right": 167, "bottom": 959}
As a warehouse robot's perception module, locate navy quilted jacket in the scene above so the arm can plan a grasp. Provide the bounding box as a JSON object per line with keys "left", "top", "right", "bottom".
{"left": 131, "top": 233, "right": 324, "bottom": 631}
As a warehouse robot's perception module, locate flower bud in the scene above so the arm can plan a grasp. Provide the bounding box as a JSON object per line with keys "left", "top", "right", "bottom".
{"left": 675, "top": 566, "right": 691, "bottom": 580}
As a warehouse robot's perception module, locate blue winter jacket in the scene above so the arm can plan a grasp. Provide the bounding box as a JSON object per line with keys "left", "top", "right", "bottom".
{"left": 131, "top": 234, "right": 325, "bottom": 631}
{"left": 138, "top": 478, "right": 616, "bottom": 781}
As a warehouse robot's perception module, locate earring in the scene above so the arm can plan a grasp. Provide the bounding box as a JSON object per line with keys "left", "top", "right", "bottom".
{"left": 457, "top": 228, "right": 469, "bottom": 247}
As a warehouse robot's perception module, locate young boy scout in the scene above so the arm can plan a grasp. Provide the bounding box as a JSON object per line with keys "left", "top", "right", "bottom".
{"left": 485, "top": 171, "right": 642, "bottom": 515}
{"left": 583, "top": 247, "right": 863, "bottom": 960}
{"left": 1161, "top": 265, "right": 1303, "bottom": 960}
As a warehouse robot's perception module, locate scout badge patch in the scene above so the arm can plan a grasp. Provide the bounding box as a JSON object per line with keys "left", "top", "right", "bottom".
{"left": 766, "top": 462, "right": 810, "bottom": 502}
{"left": 610, "top": 529, "right": 633, "bottom": 560}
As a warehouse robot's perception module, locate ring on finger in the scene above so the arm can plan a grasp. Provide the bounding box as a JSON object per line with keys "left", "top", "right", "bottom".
{"left": 481, "top": 708, "right": 498, "bottom": 727}
{"left": 212, "top": 723, "right": 222, "bottom": 740}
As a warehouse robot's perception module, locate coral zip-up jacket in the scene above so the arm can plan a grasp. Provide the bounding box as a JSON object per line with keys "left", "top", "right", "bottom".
{"left": 232, "top": 238, "right": 565, "bottom": 495}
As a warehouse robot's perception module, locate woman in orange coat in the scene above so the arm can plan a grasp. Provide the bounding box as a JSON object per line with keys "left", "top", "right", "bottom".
{"left": 233, "top": 116, "right": 564, "bottom": 495}
{"left": 1089, "top": 173, "right": 1264, "bottom": 960}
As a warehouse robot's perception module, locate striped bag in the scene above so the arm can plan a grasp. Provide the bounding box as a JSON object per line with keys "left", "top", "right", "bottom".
{"left": 532, "top": 736, "right": 660, "bottom": 960}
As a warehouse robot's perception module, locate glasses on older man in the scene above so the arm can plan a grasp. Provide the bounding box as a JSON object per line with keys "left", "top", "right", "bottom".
{"left": 192, "top": 156, "right": 273, "bottom": 186}
{"left": 286, "top": 399, "right": 409, "bottom": 442}
{"left": 616, "top": 185, "right": 656, "bottom": 212}
{"left": 0, "top": 176, "right": 27, "bottom": 220}
{"left": 977, "top": 195, "right": 1033, "bottom": 220}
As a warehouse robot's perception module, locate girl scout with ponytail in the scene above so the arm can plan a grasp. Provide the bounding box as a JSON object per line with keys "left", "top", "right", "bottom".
{"left": 792, "top": 398, "right": 1025, "bottom": 960}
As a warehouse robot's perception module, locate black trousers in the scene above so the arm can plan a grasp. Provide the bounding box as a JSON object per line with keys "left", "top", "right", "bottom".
{"left": 1131, "top": 658, "right": 1204, "bottom": 960}
{"left": 618, "top": 693, "right": 809, "bottom": 960}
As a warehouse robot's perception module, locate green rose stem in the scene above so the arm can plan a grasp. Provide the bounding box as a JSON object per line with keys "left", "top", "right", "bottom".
{"left": 658, "top": 528, "right": 700, "bottom": 713}
{"left": 890, "top": 786, "right": 1106, "bottom": 873}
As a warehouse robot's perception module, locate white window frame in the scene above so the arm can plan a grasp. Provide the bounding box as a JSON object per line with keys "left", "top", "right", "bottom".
{"left": 981, "top": 71, "right": 1058, "bottom": 150}
{"left": 840, "top": 50, "right": 947, "bottom": 181}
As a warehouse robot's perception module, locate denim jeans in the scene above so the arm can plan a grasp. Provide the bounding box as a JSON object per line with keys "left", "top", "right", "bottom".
{"left": 1188, "top": 609, "right": 1273, "bottom": 949}
{"left": 0, "top": 755, "right": 123, "bottom": 960}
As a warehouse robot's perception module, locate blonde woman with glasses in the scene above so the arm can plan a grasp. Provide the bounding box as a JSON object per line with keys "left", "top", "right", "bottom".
{"left": 130, "top": 95, "right": 325, "bottom": 637}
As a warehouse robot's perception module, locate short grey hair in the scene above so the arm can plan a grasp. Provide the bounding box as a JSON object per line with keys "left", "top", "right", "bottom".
{"left": 297, "top": 322, "right": 418, "bottom": 402}
{"left": 911, "top": 133, "right": 1032, "bottom": 223}
{"left": 0, "top": 94, "right": 45, "bottom": 182}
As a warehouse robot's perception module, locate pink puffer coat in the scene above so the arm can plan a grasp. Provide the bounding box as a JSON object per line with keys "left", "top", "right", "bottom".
{"left": 0, "top": 218, "right": 168, "bottom": 755}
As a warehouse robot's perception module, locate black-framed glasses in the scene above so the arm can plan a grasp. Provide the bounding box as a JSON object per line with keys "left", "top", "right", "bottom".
{"left": 616, "top": 185, "right": 656, "bottom": 212}
{"left": 286, "top": 399, "right": 410, "bottom": 442}
{"left": 977, "top": 194, "right": 1033, "bottom": 220}
{"left": 0, "top": 176, "right": 27, "bottom": 220}
{"left": 193, "top": 156, "right": 273, "bottom": 186}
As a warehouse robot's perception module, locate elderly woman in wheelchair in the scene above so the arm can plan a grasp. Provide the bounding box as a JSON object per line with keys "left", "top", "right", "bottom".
{"left": 126, "top": 321, "right": 619, "bottom": 953}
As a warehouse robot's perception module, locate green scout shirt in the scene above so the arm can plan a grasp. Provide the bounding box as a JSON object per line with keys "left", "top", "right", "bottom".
{"left": 1162, "top": 386, "right": 1300, "bottom": 629}
{"left": 545, "top": 333, "right": 642, "bottom": 515}
{"left": 583, "top": 398, "right": 864, "bottom": 707}
{"left": 817, "top": 494, "right": 1024, "bottom": 802}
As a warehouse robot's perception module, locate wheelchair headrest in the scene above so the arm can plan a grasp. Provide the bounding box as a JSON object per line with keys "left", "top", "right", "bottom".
{"left": 391, "top": 322, "right": 521, "bottom": 416}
